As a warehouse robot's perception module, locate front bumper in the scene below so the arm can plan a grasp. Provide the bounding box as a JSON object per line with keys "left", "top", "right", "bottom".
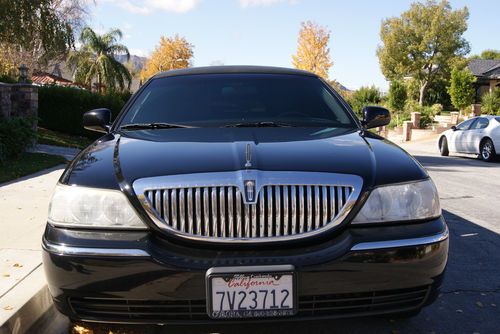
{"left": 42, "top": 217, "right": 448, "bottom": 324}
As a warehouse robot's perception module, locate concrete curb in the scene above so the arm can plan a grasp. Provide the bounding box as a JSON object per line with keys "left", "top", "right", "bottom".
{"left": 0, "top": 266, "right": 52, "bottom": 334}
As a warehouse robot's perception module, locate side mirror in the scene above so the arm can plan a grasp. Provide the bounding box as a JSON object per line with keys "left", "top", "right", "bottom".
{"left": 83, "top": 108, "right": 111, "bottom": 133}
{"left": 361, "top": 106, "right": 391, "bottom": 129}
{"left": 451, "top": 125, "right": 457, "bottom": 131}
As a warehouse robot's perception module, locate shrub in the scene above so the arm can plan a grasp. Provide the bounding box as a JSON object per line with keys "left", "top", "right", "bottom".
{"left": 38, "top": 86, "right": 130, "bottom": 137}
{"left": 391, "top": 99, "right": 415, "bottom": 127}
{"left": 387, "top": 80, "right": 407, "bottom": 112}
{"left": 346, "top": 85, "right": 382, "bottom": 117}
{"left": 0, "top": 74, "right": 17, "bottom": 83}
{"left": 431, "top": 103, "right": 443, "bottom": 115}
{"left": 419, "top": 106, "right": 436, "bottom": 128}
{"left": 481, "top": 89, "right": 500, "bottom": 115}
{"left": 0, "top": 116, "right": 36, "bottom": 165}
{"left": 448, "top": 67, "right": 476, "bottom": 111}
{"left": 401, "top": 100, "right": 437, "bottom": 128}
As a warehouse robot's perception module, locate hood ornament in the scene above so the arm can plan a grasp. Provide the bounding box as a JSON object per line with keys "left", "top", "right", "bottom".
{"left": 245, "top": 143, "right": 252, "bottom": 168}
{"left": 244, "top": 180, "right": 256, "bottom": 202}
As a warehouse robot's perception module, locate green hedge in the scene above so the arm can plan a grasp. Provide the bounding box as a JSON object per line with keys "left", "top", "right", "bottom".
{"left": 0, "top": 116, "right": 36, "bottom": 165}
{"left": 38, "top": 86, "right": 131, "bottom": 137}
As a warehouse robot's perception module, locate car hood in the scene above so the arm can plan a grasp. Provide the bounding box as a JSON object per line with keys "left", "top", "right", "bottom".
{"left": 62, "top": 127, "right": 427, "bottom": 191}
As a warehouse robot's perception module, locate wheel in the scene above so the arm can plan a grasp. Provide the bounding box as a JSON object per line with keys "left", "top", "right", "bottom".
{"left": 480, "top": 138, "right": 496, "bottom": 162}
{"left": 439, "top": 136, "right": 449, "bottom": 156}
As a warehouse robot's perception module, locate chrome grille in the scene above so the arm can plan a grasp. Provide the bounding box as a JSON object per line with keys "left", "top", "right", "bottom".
{"left": 134, "top": 171, "right": 362, "bottom": 243}
{"left": 144, "top": 185, "right": 353, "bottom": 239}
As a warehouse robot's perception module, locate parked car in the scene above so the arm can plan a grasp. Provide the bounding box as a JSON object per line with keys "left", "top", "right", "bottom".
{"left": 43, "top": 66, "right": 448, "bottom": 325}
{"left": 439, "top": 116, "right": 500, "bottom": 161}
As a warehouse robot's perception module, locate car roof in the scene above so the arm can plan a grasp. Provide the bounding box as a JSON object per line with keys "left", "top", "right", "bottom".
{"left": 151, "top": 65, "right": 318, "bottom": 79}
{"left": 470, "top": 115, "right": 496, "bottom": 120}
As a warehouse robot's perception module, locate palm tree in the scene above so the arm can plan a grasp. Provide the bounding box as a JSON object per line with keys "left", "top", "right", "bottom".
{"left": 68, "top": 27, "right": 132, "bottom": 93}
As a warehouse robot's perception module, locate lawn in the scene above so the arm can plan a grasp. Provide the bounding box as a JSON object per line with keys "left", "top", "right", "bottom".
{"left": 0, "top": 152, "right": 67, "bottom": 184}
{"left": 37, "top": 127, "right": 94, "bottom": 149}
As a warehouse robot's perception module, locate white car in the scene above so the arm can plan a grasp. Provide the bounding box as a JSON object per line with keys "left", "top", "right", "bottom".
{"left": 438, "top": 116, "right": 500, "bottom": 161}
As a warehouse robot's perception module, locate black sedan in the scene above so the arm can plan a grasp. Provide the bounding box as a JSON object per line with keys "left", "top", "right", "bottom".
{"left": 43, "top": 66, "right": 448, "bottom": 324}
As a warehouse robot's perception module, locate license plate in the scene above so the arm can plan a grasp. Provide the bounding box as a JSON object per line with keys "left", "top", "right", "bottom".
{"left": 206, "top": 265, "right": 296, "bottom": 319}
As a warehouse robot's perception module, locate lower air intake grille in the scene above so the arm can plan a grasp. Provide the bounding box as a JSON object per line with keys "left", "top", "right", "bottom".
{"left": 69, "top": 286, "right": 429, "bottom": 322}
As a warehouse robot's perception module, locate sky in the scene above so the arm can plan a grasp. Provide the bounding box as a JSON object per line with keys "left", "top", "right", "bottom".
{"left": 89, "top": 0, "right": 500, "bottom": 91}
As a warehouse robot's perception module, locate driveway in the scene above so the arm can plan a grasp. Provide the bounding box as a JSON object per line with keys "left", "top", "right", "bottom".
{"left": 20, "top": 139, "right": 500, "bottom": 333}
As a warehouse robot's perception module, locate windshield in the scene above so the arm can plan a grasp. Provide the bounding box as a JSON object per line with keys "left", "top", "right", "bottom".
{"left": 118, "top": 73, "right": 357, "bottom": 128}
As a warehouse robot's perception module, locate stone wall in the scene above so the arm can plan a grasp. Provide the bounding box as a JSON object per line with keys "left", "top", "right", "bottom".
{"left": 0, "top": 83, "right": 38, "bottom": 126}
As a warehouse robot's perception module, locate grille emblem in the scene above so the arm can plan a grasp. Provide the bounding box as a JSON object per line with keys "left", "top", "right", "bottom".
{"left": 245, "top": 143, "right": 252, "bottom": 168}
{"left": 244, "top": 180, "right": 256, "bottom": 202}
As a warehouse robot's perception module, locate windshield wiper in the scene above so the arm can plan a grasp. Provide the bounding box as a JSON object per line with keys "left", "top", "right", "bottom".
{"left": 120, "top": 122, "right": 192, "bottom": 130}
{"left": 223, "top": 121, "right": 296, "bottom": 128}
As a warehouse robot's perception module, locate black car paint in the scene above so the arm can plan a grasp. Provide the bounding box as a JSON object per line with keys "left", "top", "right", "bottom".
{"left": 43, "top": 216, "right": 447, "bottom": 323}
{"left": 45, "top": 67, "right": 446, "bottom": 323}
{"left": 63, "top": 128, "right": 428, "bottom": 191}
{"left": 59, "top": 128, "right": 429, "bottom": 246}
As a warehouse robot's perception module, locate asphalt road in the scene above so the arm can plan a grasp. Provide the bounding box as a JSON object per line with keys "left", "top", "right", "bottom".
{"left": 36, "top": 139, "right": 500, "bottom": 334}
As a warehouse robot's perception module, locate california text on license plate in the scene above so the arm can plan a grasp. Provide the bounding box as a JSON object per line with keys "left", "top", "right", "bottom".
{"left": 206, "top": 265, "right": 296, "bottom": 319}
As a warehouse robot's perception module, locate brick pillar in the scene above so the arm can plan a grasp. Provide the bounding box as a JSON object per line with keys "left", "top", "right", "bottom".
{"left": 450, "top": 111, "right": 459, "bottom": 125}
{"left": 403, "top": 121, "right": 413, "bottom": 142}
{"left": 378, "top": 126, "right": 388, "bottom": 138}
{"left": 411, "top": 112, "right": 421, "bottom": 129}
{"left": 7, "top": 84, "right": 38, "bottom": 141}
{"left": 10, "top": 84, "right": 38, "bottom": 119}
{"left": 0, "top": 83, "right": 12, "bottom": 119}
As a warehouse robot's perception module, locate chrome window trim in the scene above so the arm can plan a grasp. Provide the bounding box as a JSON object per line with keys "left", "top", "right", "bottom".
{"left": 42, "top": 240, "right": 150, "bottom": 257}
{"left": 133, "top": 170, "right": 363, "bottom": 244}
{"left": 350, "top": 227, "right": 449, "bottom": 251}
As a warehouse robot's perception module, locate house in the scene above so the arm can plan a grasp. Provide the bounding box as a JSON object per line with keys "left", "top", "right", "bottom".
{"left": 31, "top": 70, "right": 80, "bottom": 88}
{"left": 467, "top": 59, "right": 500, "bottom": 102}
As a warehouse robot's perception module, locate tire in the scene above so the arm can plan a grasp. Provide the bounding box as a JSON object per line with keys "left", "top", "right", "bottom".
{"left": 439, "top": 137, "right": 449, "bottom": 156}
{"left": 480, "top": 138, "right": 496, "bottom": 162}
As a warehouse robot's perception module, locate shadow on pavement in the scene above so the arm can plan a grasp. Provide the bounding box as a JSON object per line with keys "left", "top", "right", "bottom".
{"left": 31, "top": 210, "right": 500, "bottom": 334}
{"left": 0, "top": 164, "right": 67, "bottom": 188}
{"left": 413, "top": 154, "right": 500, "bottom": 169}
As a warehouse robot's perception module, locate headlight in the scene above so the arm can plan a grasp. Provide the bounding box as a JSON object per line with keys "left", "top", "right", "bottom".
{"left": 352, "top": 179, "right": 440, "bottom": 224}
{"left": 48, "top": 184, "right": 148, "bottom": 229}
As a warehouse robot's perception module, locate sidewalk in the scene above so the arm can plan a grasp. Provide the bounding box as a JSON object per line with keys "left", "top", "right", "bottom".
{"left": 0, "top": 145, "right": 79, "bottom": 333}
{"left": 396, "top": 136, "right": 441, "bottom": 156}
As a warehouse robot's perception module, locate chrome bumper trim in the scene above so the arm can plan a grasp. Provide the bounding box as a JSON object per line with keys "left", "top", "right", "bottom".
{"left": 350, "top": 227, "right": 449, "bottom": 251}
{"left": 42, "top": 240, "right": 150, "bottom": 257}
{"left": 43, "top": 227, "right": 448, "bottom": 257}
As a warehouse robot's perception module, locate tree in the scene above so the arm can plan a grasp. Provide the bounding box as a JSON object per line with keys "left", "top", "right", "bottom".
{"left": 292, "top": 21, "right": 332, "bottom": 79}
{"left": 346, "top": 86, "right": 382, "bottom": 117}
{"left": 388, "top": 80, "right": 408, "bottom": 127}
{"left": 447, "top": 67, "right": 476, "bottom": 111}
{"left": 377, "top": 0, "right": 470, "bottom": 105}
{"left": 387, "top": 80, "right": 407, "bottom": 112}
{"left": 0, "top": 0, "right": 88, "bottom": 75}
{"left": 140, "top": 35, "right": 194, "bottom": 81}
{"left": 471, "top": 50, "right": 500, "bottom": 60}
{"left": 68, "top": 27, "right": 132, "bottom": 93}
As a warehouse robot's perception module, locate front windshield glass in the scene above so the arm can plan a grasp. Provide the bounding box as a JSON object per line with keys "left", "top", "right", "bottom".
{"left": 119, "top": 73, "right": 357, "bottom": 128}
